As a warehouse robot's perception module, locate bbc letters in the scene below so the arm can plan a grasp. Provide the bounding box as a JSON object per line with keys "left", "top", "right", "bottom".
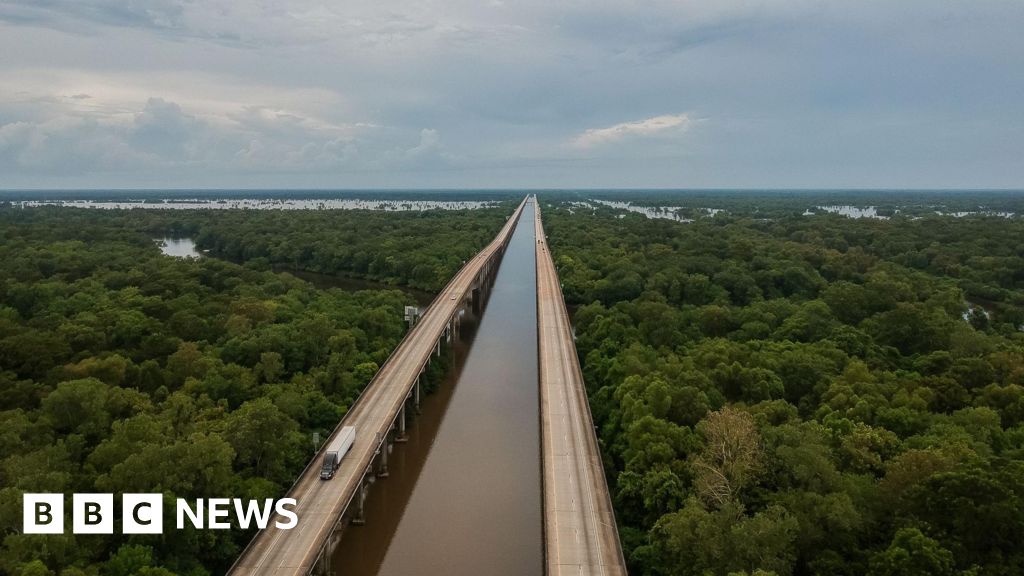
{"left": 24, "top": 494, "right": 298, "bottom": 534}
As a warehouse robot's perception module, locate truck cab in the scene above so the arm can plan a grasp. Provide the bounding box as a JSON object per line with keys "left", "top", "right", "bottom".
{"left": 320, "top": 453, "right": 338, "bottom": 480}
{"left": 318, "top": 426, "right": 356, "bottom": 481}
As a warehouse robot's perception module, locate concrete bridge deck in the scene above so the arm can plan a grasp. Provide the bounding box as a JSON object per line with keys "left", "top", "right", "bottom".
{"left": 534, "top": 197, "right": 628, "bottom": 576}
{"left": 228, "top": 197, "right": 528, "bottom": 576}
{"left": 229, "top": 195, "right": 626, "bottom": 575}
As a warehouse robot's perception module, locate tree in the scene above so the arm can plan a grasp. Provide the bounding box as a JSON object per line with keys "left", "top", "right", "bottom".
{"left": 18, "top": 560, "right": 54, "bottom": 576}
{"left": 223, "top": 398, "right": 301, "bottom": 480}
{"left": 647, "top": 499, "right": 798, "bottom": 576}
{"left": 255, "top": 351, "right": 284, "bottom": 384}
{"left": 869, "top": 528, "right": 955, "bottom": 576}
{"left": 691, "top": 408, "right": 762, "bottom": 508}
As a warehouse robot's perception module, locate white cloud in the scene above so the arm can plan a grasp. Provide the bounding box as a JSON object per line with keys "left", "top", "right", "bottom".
{"left": 571, "top": 113, "right": 691, "bottom": 149}
{"left": 0, "top": 0, "right": 1022, "bottom": 187}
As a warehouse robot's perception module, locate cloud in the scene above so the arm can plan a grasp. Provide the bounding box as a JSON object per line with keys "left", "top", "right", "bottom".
{"left": 0, "top": 96, "right": 211, "bottom": 173}
{"left": 0, "top": 0, "right": 1022, "bottom": 188}
{"left": 0, "top": 0, "right": 186, "bottom": 33}
{"left": 571, "top": 113, "right": 691, "bottom": 149}
{"left": 0, "top": 82, "right": 463, "bottom": 180}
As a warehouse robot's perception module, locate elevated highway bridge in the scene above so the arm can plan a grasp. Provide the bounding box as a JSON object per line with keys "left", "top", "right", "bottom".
{"left": 535, "top": 197, "right": 627, "bottom": 576}
{"left": 229, "top": 196, "right": 626, "bottom": 576}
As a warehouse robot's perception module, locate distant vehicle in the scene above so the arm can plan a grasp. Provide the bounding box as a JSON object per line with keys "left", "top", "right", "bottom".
{"left": 450, "top": 294, "right": 456, "bottom": 300}
{"left": 319, "top": 426, "right": 356, "bottom": 480}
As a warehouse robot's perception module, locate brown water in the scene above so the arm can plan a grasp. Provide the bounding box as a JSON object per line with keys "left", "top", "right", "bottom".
{"left": 332, "top": 202, "right": 542, "bottom": 576}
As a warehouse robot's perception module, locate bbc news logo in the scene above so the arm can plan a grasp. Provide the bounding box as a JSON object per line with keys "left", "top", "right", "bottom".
{"left": 23, "top": 494, "right": 298, "bottom": 534}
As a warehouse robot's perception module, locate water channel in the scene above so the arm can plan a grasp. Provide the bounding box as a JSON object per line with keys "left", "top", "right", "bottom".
{"left": 332, "top": 201, "right": 543, "bottom": 576}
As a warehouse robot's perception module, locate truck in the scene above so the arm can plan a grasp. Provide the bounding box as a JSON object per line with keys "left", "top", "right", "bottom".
{"left": 319, "top": 426, "right": 356, "bottom": 480}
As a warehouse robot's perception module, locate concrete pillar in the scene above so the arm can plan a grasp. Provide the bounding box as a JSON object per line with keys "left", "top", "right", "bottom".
{"left": 415, "top": 375, "right": 422, "bottom": 412}
{"left": 317, "top": 524, "right": 346, "bottom": 576}
{"left": 377, "top": 438, "right": 389, "bottom": 478}
{"left": 435, "top": 338, "right": 441, "bottom": 357}
{"left": 352, "top": 480, "right": 368, "bottom": 525}
{"left": 395, "top": 405, "right": 408, "bottom": 442}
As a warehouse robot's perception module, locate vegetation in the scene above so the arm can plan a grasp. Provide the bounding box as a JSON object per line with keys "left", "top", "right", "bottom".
{"left": 558, "top": 190, "right": 1024, "bottom": 219}
{"left": 0, "top": 205, "right": 496, "bottom": 575}
{"left": 5, "top": 192, "right": 1024, "bottom": 576}
{"left": 186, "top": 205, "right": 513, "bottom": 291}
{"left": 543, "top": 199, "right": 1024, "bottom": 576}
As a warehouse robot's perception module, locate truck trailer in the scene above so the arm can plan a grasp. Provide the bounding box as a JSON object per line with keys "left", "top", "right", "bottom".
{"left": 319, "top": 426, "right": 356, "bottom": 480}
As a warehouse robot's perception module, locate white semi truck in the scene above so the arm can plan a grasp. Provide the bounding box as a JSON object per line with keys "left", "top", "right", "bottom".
{"left": 319, "top": 426, "right": 356, "bottom": 480}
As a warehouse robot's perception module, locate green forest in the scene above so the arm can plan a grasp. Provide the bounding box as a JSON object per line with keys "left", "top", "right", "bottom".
{"left": 0, "top": 205, "right": 504, "bottom": 576}
{"left": 542, "top": 200, "right": 1024, "bottom": 576}
{"left": 4, "top": 194, "right": 1024, "bottom": 576}
{"left": 185, "top": 205, "right": 513, "bottom": 292}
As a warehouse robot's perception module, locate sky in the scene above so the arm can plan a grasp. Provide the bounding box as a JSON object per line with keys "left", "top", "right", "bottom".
{"left": 0, "top": 0, "right": 1022, "bottom": 190}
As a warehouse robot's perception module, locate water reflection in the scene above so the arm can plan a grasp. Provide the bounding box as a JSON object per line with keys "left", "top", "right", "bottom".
{"left": 813, "top": 205, "right": 888, "bottom": 219}
{"left": 332, "top": 202, "right": 542, "bottom": 576}
{"left": 19, "top": 199, "right": 497, "bottom": 211}
{"left": 590, "top": 199, "right": 693, "bottom": 221}
{"left": 938, "top": 210, "right": 1015, "bottom": 218}
{"left": 156, "top": 237, "right": 202, "bottom": 258}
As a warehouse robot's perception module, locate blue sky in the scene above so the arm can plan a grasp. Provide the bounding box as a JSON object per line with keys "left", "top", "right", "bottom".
{"left": 0, "top": 0, "right": 1022, "bottom": 189}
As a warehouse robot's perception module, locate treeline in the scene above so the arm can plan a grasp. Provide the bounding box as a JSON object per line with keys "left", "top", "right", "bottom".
{"left": 188, "top": 206, "right": 514, "bottom": 291}
{"left": 550, "top": 190, "right": 1024, "bottom": 218}
{"left": 0, "top": 203, "right": 516, "bottom": 293}
{"left": 542, "top": 202, "right": 1024, "bottom": 576}
{"left": 0, "top": 206, "right": 486, "bottom": 575}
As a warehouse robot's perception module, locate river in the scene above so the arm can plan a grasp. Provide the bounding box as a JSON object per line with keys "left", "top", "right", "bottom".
{"left": 331, "top": 201, "right": 542, "bottom": 576}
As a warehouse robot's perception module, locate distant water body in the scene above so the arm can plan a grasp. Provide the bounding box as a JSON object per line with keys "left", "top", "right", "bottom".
{"left": 4, "top": 190, "right": 1021, "bottom": 219}
{"left": 14, "top": 199, "right": 498, "bottom": 211}
{"left": 156, "top": 238, "right": 202, "bottom": 258}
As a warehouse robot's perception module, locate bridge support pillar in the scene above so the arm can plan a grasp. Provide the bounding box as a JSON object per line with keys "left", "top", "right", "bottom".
{"left": 395, "top": 405, "right": 408, "bottom": 442}
{"left": 415, "top": 375, "right": 422, "bottom": 413}
{"left": 377, "top": 439, "right": 389, "bottom": 478}
{"left": 435, "top": 338, "right": 441, "bottom": 357}
{"left": 314, "top": 523, "right": 346, "bottom": 576}
{"left": 351, "top": 480, "right": 368, "bottom": 526}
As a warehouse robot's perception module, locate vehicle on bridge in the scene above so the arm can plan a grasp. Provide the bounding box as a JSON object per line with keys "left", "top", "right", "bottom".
{"left": 320, "top": 426, "right": 356, "bottom": 480}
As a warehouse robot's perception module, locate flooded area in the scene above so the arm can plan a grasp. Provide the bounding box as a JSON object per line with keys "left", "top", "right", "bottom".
{"left": 585, "top": 199, "right": 724, "bottom": 221}
{"left": 810, "top": 205, "right": 889, "bottom": 219}
{"left": 332, "top": 202, "right": 542, "bottom": 576}
{"left": 156, "top": 237, "right": 202, "bottom": 258}
{"left": 589, "top": 199, "right": 692, "bottom": 221}
{"left": 805, "top": 205, "right": 1017, "bottom": 219}
{"left": 939, "top": 210, "right": 1015, "bottom": 218}
{"left": 18, "top": 199, "right": 497, "bottom": 211}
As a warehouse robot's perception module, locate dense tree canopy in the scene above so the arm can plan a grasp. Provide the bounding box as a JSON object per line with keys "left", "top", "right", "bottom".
{"left": 3, "top": 192, "right": 1024, "bottom": 576}
{"left": 543, "top": 198, "right": 1024, "bottom": 576}
{"left": 0, "top": 204, "right": 500, "bottom": 575}
{"left": 188, "top": 206, "right": 513, "bottom": 292}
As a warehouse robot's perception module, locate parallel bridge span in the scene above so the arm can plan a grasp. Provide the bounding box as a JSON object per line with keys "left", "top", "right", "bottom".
{"left": 535, "top": 196, "right": 628, "bottom": 576}
{"left": 229, "top": 197, "right": 528, "bottom": 576}
{"left": 230, "top": 195, "right": 627, "bottom": 576}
